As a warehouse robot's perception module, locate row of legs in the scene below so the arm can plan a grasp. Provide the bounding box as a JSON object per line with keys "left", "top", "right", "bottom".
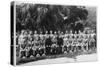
{"left": 17, "top": 44, "right": 96, "bottom": 58}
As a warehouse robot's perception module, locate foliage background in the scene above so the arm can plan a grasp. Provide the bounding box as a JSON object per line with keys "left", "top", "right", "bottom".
{"left": 16, "top": 3, "right": 96, "bottom": 33}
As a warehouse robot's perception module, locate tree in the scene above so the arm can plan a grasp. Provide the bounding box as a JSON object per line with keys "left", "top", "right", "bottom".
{"left": 16, "top": 4, "right": 88, "bottom": 32}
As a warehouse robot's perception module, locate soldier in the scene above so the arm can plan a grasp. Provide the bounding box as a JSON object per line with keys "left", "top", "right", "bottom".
{"left": 69, "top": 30, "right": 73, "bottom": 38}
{"left": 26, "top": 46, "right": 34, "bottom": 58}
{"left": 16, "top": 31, "right": 20, "bottom": 57}
{"left": 69, "top": 41, "right": 73, "bottom": 53}
{"left": 68, "top": 30, "right": 74, "bottom": 52}
{"left": 60, "top": 31, "right": 64, "bottom": 39}
{"left": 58, "top": 31, "right": 61, "bottom": 35}
{"left": 39, "top": 31, "right": 44, "bottom": 46}
{"left": 18, "top": 30, "right": 24, "bottom": 58}
{"left": 34, "top": 30, "right": 38, "bottom": 39}
{"left": 74, "top": 31, "right": 77, "bottom": 39}
{"left": 63, "top": 30, "right": 68, "bottom": 53}
{"left": 87, "top": 30, "right": 91, "bottom": 51}
{"left": 26, "top": 31, "right": 34, "bottom": 58}
{"left": 73, "top": 31, "right": 78, "bottom": 52}
{"left": 45, "top": 36, "right": 52, "bottom": 55}
{"left": 80, "top": 41, "right": 84, "bottom": 52}
{"left": 82, "top": 30, "right": 87, "bottom": 52}
{"left": 55, "top": 32, "right": 63, "bottom": 54}
{"left": 89, "top": 30, "right": 96, "bottom": 50}
{"left": 27, "top": 31, "right": 33, "bottom": 47}
{"left": 33, "top": 31, "right": 40, "bottom": 57}
{"left": 44, "top": 31, "right": 49, "bottom": 38}
{"left": 49, "top": 30, "right": 54, "bottom": 38}
{"left": 72, "top": 42, "right": 76, "bottom": 52}
{"left": 54, "top": 31, "right": 58, "bottom": 38}
{"left": 83, "top": 37, "right": 88, "bottom": 52}
{"left": 64, "top": 30, "right": 68, "bottom": 38}
{"left": 38, "top": 31, "right": 45, "bottom": 56}
{"left": 51, "top": 31, "right": 57, "bottom": 45}
{"left": 52, "top": 44, "right": 57, "bottom": 55}
{"left": 19, "top": 30, "right": 28, "bottom": 58}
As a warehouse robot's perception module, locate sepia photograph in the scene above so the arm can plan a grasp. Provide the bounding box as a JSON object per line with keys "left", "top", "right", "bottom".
{"left": 13, "top": 2, "right": 97, "bottom": 65}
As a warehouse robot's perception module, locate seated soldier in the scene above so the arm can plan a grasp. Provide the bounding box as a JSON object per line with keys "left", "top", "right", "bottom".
{"left": 69, "top": 41, "right": 73, "bottom": 53}
{"left": 82, "top": 39, "right": 87, "bottom": 51}
{"left": 81, "top": 41, "right": 85, "bottom": 51}
{"left": 51, "top": 43, "right": 57, "bottom": 55}
{"left": 85, "top": 40, "right": 88, "bottom": 51}
{"left": 63, "top": 36, "right": 68, "bottom": 54}
{"left": 71, "top": 40, "right": 76, "bottom": 52}
{"left": 26, "top": 46, "right": 34, "bottom": 58}
{"left": 32, "top": 44, "right": 37, "bottom": 57}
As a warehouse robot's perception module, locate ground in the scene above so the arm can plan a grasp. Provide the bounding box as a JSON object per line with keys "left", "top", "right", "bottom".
{"left": 19, "top": 53, "right": 97, "bottom": 66}
{"left": 17, "top": 49, "right": 97, "bottom": 66}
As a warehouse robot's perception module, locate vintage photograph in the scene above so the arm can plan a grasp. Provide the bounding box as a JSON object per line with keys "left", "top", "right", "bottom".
{"left": 15, "top": 2, "right": 97, "bottom": 65}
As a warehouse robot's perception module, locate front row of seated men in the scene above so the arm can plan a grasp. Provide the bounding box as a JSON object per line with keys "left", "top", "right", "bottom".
{"left": 16, "top": 30, "right": 96, "bottom": 58}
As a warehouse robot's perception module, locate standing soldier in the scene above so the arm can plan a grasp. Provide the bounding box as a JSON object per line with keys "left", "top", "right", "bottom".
{"left": 39, "top": 31, "right": 45, "bottom": 56}
{"left": 51, "top": 31, "right": 58, "bottom": 54}
{"left": 78, "top": 31, "right": 84, "bottom": 50}
{"left": 92, "top": 30, "right": 96, "bottom": 49}
{"left": 16, "top": 31, "right": 20, "bottom": 57}
{"left": 33, "top": 30, "right": 39, "bottom": 57}
{"left": 63, "top": 30, "right": 68, "bottom": 54}
{"left": 77, "top": 30, "right": 81, "bottom": 51}
{"left": 68, "top": 30, "right": 73, "bottom": 53}
{"left": 85, "top": 30, "right": 90, "bottom": 51}
{"left": 89, "top": 30, "right": 96, "bottom": 50}
{"left": 69, "top": 30, "right": 73, "bottom": 38}
{"left": 49, "top": 30, "right": 54, "bottom": 38}
{"left": 87, "top": 30, "right": 91, "bottom": 51}
{"left": 27, "top": 31, "right": 33, "bottom": 47}
{"left": 19, "top": 30, "right": 28, "bottom": 58}
{"left": 26, "top": 31, "right": 34, "bottom": 58}
{"left": 18, "top": 30, "right": 24, "bottom": 57}
{"left": 45, "top": 31, "right": 52, "bottom": 55}
{"left": 44, "top": 31, "right": 49, "bottom": 39}
{"left": 82, "top": 30, "right": 87, "bottom": 52}
{"left": 73, "top": 31, "right": 78, "bottom": 52}
{"left": 54, "top": 31, "right": 58, "bottom": 38}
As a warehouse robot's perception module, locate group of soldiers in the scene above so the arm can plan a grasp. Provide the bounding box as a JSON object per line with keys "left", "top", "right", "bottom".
{"left": 16, "top": 30, "right": 96, "bottom": 58}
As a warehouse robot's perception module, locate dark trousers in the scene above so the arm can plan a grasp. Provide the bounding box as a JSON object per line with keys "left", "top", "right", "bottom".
{"left": 20, "top": 50, "right": 26, "bottom": 58}
{"left": 45, "top": 47, "right": 51, "bottom": 55}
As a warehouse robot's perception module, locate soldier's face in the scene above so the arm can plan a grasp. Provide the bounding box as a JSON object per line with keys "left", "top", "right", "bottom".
{"left": 54, "top": 32, "right": 56, "bottom": 34}
{"left": 40, "top": 32, "right": 42, "bottom": 34}
{"left": 34, "top": 31, "right": 37, "bottom": 34}
{"left": 70, "top": 31, "right": 72, "bottom": 33}
{"left": 50, "top": 31, "right": 52, "bottom": 34}
{"left": 29, "top": 31, "right": 32, "bottom": 34}
{"left": 75, "top": 31, "right": 77, "bottom": 34}
{"left": 66, "top": 31, "right": 68, "bottom": 33}
{"left": 46, "top": 31, "right": 48, "bottom": 34}
{"left": 21, "top": 30, "right": 24, "bottom": 34}
{"left": 24, "top": 32, "right": 27, "bottom": 35}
